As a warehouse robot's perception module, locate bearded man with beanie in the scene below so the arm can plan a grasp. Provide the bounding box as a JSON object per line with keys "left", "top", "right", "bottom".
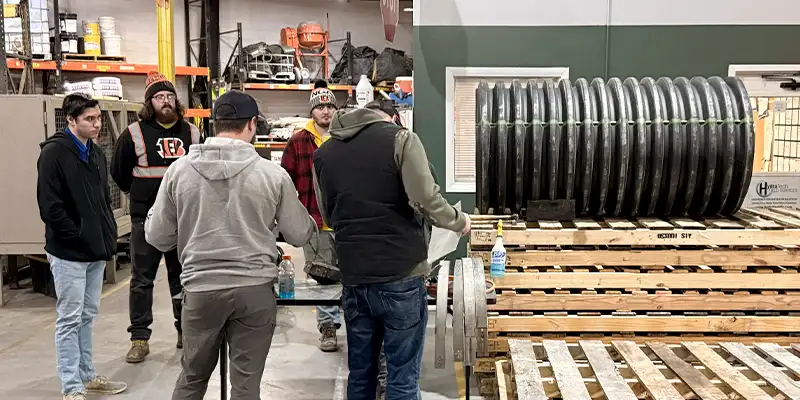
{"left": 280, "top": 80, "right": 343, "bottom": 352}
{"left": 110, "top": 71, "right": 202, "bottom": 363}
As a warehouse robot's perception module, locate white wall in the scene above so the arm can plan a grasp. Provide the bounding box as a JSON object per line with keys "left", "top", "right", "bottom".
{"left": 52, "top": 0, "right": 413, "bottom": 102}
{"left": 417, "top": 0, "right": 800, "bottom": 26}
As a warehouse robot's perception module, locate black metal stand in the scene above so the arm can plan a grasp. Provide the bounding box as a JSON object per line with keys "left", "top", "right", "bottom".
{"left": 1, "top": 1, "right": 9, "bottom": 94}
{"left": 220, "top": 336, "right": 227, "bottom": 400}
{"left": 52, "top": 0, "right": 62, "bottom": 90}
{"left": 185, "top": 0, "right": 217, "bottom": 136}
{"left": 465, "top": 365, "right": 471, "bottom": 398}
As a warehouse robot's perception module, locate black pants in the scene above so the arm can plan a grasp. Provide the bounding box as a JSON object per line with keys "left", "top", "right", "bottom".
{"left": 128, "top": 220, "right": 183, "bottom": 341}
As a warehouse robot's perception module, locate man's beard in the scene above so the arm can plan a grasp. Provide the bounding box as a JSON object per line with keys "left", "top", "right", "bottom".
{"left": 156, "top": 105, "right": 178, "bottom": 123}
{"left": 315, "top": 118, "right": 330, "bottom": 128}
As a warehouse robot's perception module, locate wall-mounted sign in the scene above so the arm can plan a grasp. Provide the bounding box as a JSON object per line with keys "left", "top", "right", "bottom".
{"left": 742, "top": 172, "right": 800, "bottom": 209}
{"left": 380, "top": 0, "right": 399, "bottom": 42}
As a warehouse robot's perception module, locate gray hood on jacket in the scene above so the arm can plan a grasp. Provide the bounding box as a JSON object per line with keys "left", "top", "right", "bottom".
{"left": 144, "top": 136, "right": 316, "bottom": 292}
{"left": 188, "top": 137, "right": 260, "bottom": 181}
{"left": 328, "top": 108, "right": 385, "bottom": 140}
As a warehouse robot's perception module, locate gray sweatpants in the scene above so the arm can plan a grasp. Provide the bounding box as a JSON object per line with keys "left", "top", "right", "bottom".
{"left": 172, "top": 284, "right": 277, "bottom": 400}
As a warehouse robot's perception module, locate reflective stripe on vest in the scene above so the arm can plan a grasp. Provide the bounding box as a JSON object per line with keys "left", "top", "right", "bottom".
{"left": 132, "top": 166, "right": 169, "bottom": 178}
{"left": 128, "top": 122, "right": 149, "bottom": 168}
{"left": 130, "top": 121, "right": 197, "bottom": 178}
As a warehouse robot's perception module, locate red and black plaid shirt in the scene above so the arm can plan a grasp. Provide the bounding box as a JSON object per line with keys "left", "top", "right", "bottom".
{"left": 281, "top": 129, "right": 324, "bottom": 227}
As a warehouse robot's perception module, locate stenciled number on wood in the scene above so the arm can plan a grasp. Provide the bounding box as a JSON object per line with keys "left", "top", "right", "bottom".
{"left": 656, "top": 232, "right": 693, "bottom": 239}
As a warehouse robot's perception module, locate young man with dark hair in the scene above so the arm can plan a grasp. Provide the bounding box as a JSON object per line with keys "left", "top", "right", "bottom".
{"left": 313, "top": 105, "right": 471, "bottom": 400}
{"left": 37, "top": 94, "right": 127, "bottom": 400}
{"left": 145, "top": 90, "right": 316, "bottom": 399}
{"left": 280, "top": 80, "right": 343, "bottom": 352}
{"left": 111, "top": 72, "right": 202, "bottom": 363}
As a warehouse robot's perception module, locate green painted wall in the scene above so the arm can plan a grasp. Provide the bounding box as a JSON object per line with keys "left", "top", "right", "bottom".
{"left": 415, "top": 25, "right": 800, "bottom": 213}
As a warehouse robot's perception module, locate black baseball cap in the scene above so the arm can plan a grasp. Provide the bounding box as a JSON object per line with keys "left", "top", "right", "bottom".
{"left": 365, "top": 99, "right": 402, "bottom": 126}
{"left": 213, "top": 90, "right": 260, "bottom": 120}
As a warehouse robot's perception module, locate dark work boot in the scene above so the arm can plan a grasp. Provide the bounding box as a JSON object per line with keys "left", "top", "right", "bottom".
{"left": 125, "top": 340, "right": 149, "bottom": 363}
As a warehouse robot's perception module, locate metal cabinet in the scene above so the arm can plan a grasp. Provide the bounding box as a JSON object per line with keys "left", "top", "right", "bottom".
{"left": 0, "top": 95, "right": 142, "bottom": 303}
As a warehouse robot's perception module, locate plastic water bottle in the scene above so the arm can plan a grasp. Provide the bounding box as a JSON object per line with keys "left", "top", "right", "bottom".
{"left": 490, "top": 220, "right": 507, "bottom": 278}
{"left": 355, "top": 75, "right": 374, "bottom": 108}
{"left": 278, "top": 255, "right": 295, "bottom": 299}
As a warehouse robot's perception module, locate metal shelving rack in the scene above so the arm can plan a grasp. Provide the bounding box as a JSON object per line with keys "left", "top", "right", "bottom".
{"left": 0, "top": 3, "right": 8, "bottom": 93}
{"left": 185, "top": 0, "right": 218, "bottom": 135}
{"left": 1, "top": 0, "right": 211, "bottom": 110}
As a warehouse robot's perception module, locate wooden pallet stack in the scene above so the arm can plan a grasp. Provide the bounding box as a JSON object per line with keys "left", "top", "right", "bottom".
{"left": 467, "top": 207, "right": 800, "bottom": 396}
{"left": 497, "top": 339, "right": 800, "bottom": 399}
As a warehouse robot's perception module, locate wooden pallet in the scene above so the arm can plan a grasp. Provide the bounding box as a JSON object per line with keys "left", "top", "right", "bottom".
{"left": 495, "top": 339, "right": 800, "bottom": 399}
{"left": 471, "top": 248, "right": 800, "bottom": 273}
{"left": 468, "top": 209, "right": 800, "bottom": 343}
{"left": 488, "top": 314, "right": 800, "bottom": 334}
{"left": 480, "top": 335, "right": 800, "bottom": 368}
{"left": 490, "top": 290, "right": 800, "bottom": 312}
{"left": 469, "top": 208, "right": 800, "bottom": 247}
{"left": 62, "top": 54, "right": 126, "bottom": 63}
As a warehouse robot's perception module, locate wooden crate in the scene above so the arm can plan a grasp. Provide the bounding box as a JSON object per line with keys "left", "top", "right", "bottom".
{"left": 495, "top": 339, "right": 800, "bottom": 399}
{"left": 468, "top": 208, "right": 800, "bottom": 346}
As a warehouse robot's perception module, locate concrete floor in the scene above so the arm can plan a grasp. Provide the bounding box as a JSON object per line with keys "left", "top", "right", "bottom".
{"left": 0, "top": 245, "right": 481, "bottom": 399}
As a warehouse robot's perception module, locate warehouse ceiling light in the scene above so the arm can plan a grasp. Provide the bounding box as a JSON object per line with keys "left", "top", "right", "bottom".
{"left": 403, "top": 7, "right": 413, "bottom": 12}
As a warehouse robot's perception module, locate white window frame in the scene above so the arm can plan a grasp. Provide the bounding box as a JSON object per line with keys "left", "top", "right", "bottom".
{"left": 728, "top": 64, "right": 800, "bottom": 98}
{"left": 444, "top": 66, "right": 570, "bottom": 193}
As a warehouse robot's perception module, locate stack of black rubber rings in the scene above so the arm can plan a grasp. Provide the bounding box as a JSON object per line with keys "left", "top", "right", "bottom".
{"left": 475, "top": 76, "right": 755, "bottom": 217}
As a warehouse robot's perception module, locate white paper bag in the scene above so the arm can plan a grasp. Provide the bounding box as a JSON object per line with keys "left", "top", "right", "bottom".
{"left": 427, "top": 201, "right": 462, "bottom": 264}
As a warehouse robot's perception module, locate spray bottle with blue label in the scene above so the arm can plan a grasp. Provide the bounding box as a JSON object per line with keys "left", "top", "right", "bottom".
{"left": 489, "top": 220, "right": 507, "bottom": 277}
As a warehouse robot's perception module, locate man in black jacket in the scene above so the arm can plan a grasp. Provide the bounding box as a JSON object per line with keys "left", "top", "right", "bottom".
{"left": 313, "top": 106, "right": 471, "bottom": 400}
{"left": 110, "top": 72, "right": 202, "bottom": 363}
{"left": 37, "top": 94, "right": 127, "bottom": 400}
{"left": 364, "top": 99, "right": 436, "bottom": 400}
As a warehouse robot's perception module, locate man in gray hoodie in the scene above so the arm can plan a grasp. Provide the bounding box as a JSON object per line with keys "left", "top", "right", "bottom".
{"left": 313, "top": 107, "right": 471, "bottom": 400}
{"left": 145, "top": 90, "right": 316, "bottom": 399}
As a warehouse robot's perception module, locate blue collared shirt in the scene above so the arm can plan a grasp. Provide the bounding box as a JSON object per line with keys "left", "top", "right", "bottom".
{"left": 65, "top": 127, "right": 91, "bottom": 163}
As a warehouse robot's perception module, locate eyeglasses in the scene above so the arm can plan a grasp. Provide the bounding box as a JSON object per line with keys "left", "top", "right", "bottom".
{"left": 153, "top": 93, "right": 176, "bottom": 102}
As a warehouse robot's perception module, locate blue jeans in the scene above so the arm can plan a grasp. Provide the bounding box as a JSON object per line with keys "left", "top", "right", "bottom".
{"left": 47, "top": 253, "right": 106, "bottom": 395}
{"left": 316, "top": 305, "right": 341, "bottom": 330}
{"left": 342, "top": 276, "right": 427, "bottom": 400}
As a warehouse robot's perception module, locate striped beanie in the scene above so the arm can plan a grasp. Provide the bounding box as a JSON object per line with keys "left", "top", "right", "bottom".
{"left": 309, "top": 80, "right": 337, "bottom": 110}
{"left": 144, "top": 71, "right": 176, "bottom": 100}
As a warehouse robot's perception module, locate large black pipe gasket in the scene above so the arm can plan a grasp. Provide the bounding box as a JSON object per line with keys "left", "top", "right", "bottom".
{"left": 475, "top": 76, "right": 755, "bottom": 217}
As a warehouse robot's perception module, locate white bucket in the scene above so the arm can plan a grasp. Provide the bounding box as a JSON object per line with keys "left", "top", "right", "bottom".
{"left": 102, "top": 34, "right": 122, "bottom": 56}
{"left": 98, "top": 16, "right": 116, "bottom": 35}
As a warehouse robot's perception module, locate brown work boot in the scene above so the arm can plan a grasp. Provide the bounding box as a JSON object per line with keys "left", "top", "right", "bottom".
{"left": 177, "top": 332, "right": 183, "bottom": 349}
{"left": 319, "top": 327, "right": 339, "bottom": 352}
{"left": 63, "top": 392, "right": 86, "bottom": 400}
{"left": 85, "top": 375, "right": 127, "bottom": 395}
{"left": 125, "top": 340, "right": 150, "bottom": 364}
